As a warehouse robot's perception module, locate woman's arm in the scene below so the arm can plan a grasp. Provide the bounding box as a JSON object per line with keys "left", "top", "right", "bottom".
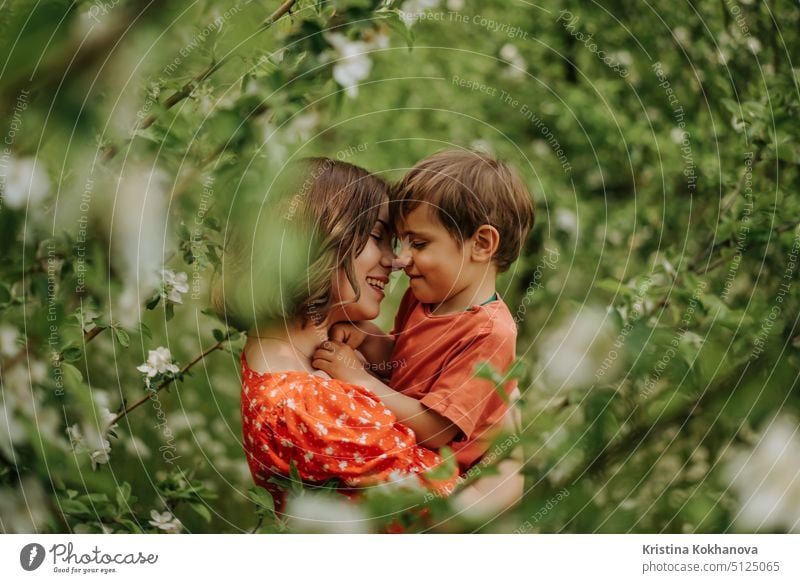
{"left": 451, "top": 394, "right": 524, "bottom": 520}
{"left": 452, "top": 456, "right": 524, "bottom": 519}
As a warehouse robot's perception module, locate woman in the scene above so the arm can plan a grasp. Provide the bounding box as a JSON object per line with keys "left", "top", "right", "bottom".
{"left": 215, "top": 158, "right": 522, "bottom": 515}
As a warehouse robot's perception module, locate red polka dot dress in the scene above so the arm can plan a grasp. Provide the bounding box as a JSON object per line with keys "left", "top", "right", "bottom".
{"left": 240, "top": 352, "right": 457, "bottom": 507}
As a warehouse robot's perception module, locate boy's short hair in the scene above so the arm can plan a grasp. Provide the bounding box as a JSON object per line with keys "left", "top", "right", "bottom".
{"left": 392, "top": 150, "right": 535, "bottom": 272}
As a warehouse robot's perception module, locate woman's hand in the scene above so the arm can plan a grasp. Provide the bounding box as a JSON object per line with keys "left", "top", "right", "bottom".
{"left": 311, "top": 340, "right": 372, "bottom": 384}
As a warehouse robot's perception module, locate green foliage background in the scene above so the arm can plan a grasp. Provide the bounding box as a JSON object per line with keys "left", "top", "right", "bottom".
{"left": 1, "top": 0, "right": 798, "bottom": 533}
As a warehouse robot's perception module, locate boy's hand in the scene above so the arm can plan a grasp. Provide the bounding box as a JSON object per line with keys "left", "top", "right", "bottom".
{"left": 329, "top": 322, "right": 368, "bottom": 348}
{"left": 312, "top": 341, "right": 372, "bottom": 384}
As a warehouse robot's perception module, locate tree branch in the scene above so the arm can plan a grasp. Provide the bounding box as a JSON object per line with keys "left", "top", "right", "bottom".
{"left": 108, "top": 332, "right": 232, "bottom": 428}
{"left": 110, "top": 0, "right": 297, "bottom": 144}
{"left": 134, "top": 58, "right": 229, "bottom": 132}
{"left": 689, "top": 149, "right": 761, "bottom": 271}
{"left": 261, "top": 0, "right": 298, "bottom": 30}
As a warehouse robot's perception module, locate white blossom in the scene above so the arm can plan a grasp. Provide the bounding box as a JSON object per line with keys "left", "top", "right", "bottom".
{"left": 285, "top": 492, "right": 372, "bottom": 533}
{"left": 613, "top": 50, "right": 633, "bottom": 67}
{"left": 137, "top": 347, "right": 180, "bottom": 379}
{"left": 90, "top": 441, "right": 111, "bottom": 469}
{"left": 111, "top": 165, "right": 171, "bottom": 328}
{"left": 0, "top": 324, "right": 20, "bottom": 357}
{"left": 148, "top": 510, "right": 183, "bottom": 533}
{"left": 538, "top": 307, "right": 619, "bottom": 392}
{"left": 0, "top": 401, "right": 26, "bottom": 460}
{"left": 286, "top": 111, "right": 320, "bottom": 143}
{"left": 78, "top": 306, "right": 101, "bottom": 333}
{"left": 325, "top": 33, "right": 373, "bottom": 98}
{"left": 554, "top": 208, "right": 578, "bottom": 237}
{"left": 469, "top": 139, "right": 494, "bottom": 155}
{"left": 532, "top": 139, "right": 550, "bottom": 158}
{"left": 500, "top": 43, "right": 527, "bottom": 79}
{"left": 93, "top": 390, "right": 118, "bottom": 432}
{"left": 399, "top": 0, "right": 439, "bottom": 26}
{"left": 670, "top": 127, "right": 687, "bottom": 144}
{"left": 159, "top": 269, "right": 190, "bottom": 304}
{"left": 0, "top": 477, "right": 49, "bottom": 533}
{"left": 746, "top": 37, "right": 762, "bottom": 54}
{"left": 725, "top": 415, "right": 800, "bottom": 533}
{"left": 67, "top": 422, "right": 112, "bottom": 469}
{"left": 672, "top": 27, "right": 689, "bottom": 46}
{"left": 0, "top": 156, "right": 51, "bottom": 210}
{"left": 66, "top": 424, "right": 84, "bottom": 449}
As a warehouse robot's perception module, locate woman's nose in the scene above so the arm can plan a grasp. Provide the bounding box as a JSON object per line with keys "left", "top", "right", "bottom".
{"left": 379, "top": 239, "right": 395, "bottom": 269}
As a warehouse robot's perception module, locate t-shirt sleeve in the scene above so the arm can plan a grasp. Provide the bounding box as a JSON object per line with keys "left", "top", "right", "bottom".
{"left": 419, "top": 328, "right": 515, "bottom": 440}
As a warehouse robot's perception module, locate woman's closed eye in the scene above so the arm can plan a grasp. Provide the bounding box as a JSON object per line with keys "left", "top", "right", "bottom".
{"left": 411, "top": 240, "right": 427, "bottom": 250}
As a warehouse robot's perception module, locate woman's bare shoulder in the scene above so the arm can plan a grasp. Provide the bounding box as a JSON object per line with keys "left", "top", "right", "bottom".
{"left": 243, "top": 341, "right": 331, "bottom": 380}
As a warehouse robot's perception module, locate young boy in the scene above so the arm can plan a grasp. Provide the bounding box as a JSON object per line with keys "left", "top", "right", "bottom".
{"left": 312, "top": 150, "right": 535, "bottom": 476}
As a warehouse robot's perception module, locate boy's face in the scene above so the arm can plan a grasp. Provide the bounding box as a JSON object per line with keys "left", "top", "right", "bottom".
{"left": 394, "top": 205, "right": 475, "bottom": 305}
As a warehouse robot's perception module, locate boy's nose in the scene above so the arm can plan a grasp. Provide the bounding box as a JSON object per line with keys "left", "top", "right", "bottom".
{"left": 392, "top": 247, "right": 412, "bottom": 271}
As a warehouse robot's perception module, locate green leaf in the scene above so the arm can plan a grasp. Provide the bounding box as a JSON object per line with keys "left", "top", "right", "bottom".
{"left": 116, "top": 483, "right": 132, "bottom": 509}
{"left": 248, "top": 486, "right": 275, "bottom": 516}
{"left": 61, "top": 362, "right": 84, "bottom": 391}
{"left": 116, "top": 518, "right": 143, "bottom": 533}
{"left": 139, "top": 322, "right": 153, "bottom": 339}
{"left": 0, "top": 283, "right": 11, "bottom": 305}
{"left": 178, "top": 223, "right": 191, "bottom": 241}
{"left": 61, "top": 345, "right": 82, "bottom": 362}
{"left": 426, "top": 446, "right": 457, "bottom": 481}
{"left": 165, "top": 303, "right": 175, "bottom": 321}
{"left": 381, "top": 9, "right": 415, "bottom": 49}
{"left": 474, "top": 361, "right": 501, "bottom": 384}
{"left": 212, "top": 328, "right": 225, "bottom": 342}
{"left": 113, "top": 327, "right": 130, "bottom": 348}
{"left": 288, "top": 460, "right": 303, "bottom": 495}
{"left": 60, "top": 499, "right": 92, "bottom": 515}
{"left": 146, "top": 293, "right": 161, "bottom": 310}
{"left": 595, "top": 278, "right": 631, "bottom": 297}
{"left": 189, "top": 502, "right": 212, "bottom": 523}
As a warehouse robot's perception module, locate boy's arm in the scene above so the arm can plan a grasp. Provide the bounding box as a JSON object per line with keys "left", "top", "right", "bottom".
{"left": 357, "top": 373, "right": 461, "bottom": 449}
{"left": 311, "top": 341, "right": 460, "bottom": 448}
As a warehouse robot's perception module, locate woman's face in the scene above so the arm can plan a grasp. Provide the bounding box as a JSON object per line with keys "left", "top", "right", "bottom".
{"left": 330, "top": 200, "right": 394, "bottom": 322}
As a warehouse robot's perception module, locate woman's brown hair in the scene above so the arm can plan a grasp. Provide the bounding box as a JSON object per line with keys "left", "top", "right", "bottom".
{"left": 212, "top": 158, "right": 390, "bottom": 331}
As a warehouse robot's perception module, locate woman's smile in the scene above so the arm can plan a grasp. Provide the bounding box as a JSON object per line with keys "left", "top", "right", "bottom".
{"left": 366, "top": 274, "right": 388, "bottom": 298}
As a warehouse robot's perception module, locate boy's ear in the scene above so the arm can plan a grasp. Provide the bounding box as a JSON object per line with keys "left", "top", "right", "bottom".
{"left": 470, "top": 224, "right": 500, "bottom": 264}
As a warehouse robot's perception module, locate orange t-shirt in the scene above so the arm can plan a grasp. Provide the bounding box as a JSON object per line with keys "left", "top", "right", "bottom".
{"left": 390, "top": 289, "right": 518, "bottom": 471}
